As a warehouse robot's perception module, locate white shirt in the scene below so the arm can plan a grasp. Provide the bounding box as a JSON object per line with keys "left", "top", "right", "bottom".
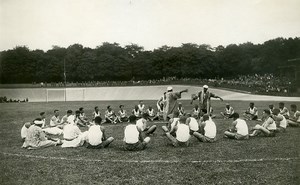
{"left": 50, "top": 116, "right": 60, "bottom": 127}
{"left": 63, "top": 124, "right": 81, "bottom": 140}
{"left": 170, "top": 117, "right": 180, "bottom": 131}
{"left": 21, "top": 124, "right": 29, "bottom": 139}
{"left": 249, "top": 107, "right": 258, "bottom": 116}
{"left": 204, "top": 120, "right": 216, "bottom": 139}
{"left": 147, "top": 109, "right": 155, "bottom": 117}
{"left": 138, "top": 104, "right": 145, "bottom": 112}
{"left": 87, "top": 125, "right": 103, "bottom": 146}
{"left": 263, "top": 117, "right": 277, "bottom": 130}
{"left": 188, "top": 117, "right": 199, "bottom": 131}
{"left": 176, "top": 124, "right": 190, "bottom": 142}
{"left": 93, "top": 111, "right": 101, "bottom": 118}
{"left": 124, "top": 124, "right": 139, "bottom": 144}
{"left": 276, "top": 114, "right": 287, "bottom": 128}
{"left": 136, "top": 118, "right": 147, "bottom": 131}
{"left": 119, "top": 110, "right": 127, "bottom": 118}
{"left": 235, "top": 118, "right": 248, "bottom": 136}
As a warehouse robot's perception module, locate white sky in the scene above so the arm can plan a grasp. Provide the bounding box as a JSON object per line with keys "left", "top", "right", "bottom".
{"left": 0, "top": 0, "right": 299, "bottom": 51}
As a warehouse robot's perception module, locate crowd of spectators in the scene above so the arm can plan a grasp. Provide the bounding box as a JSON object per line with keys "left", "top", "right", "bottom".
{"left": 16, "top": 74, "right": 297, "bottom": 96}
{"left": 0, "top": 96, "right": 28, "bottom": 103}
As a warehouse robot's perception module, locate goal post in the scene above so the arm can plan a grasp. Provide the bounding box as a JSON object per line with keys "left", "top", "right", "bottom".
{"left": 46, "top": 89, "right": 66, "bottom": 102}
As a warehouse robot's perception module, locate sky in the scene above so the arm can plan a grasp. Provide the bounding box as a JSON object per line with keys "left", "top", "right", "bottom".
{"left": 0, "top": 0, "right": 299, "bottom": 51}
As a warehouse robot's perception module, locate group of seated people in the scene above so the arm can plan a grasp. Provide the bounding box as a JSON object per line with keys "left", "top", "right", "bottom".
{"left": 20, "top": 101, "right": 300, "bottom": 151}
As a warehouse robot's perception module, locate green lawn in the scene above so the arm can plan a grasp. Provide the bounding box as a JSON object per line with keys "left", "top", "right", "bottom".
{"left": 0, "top": 100, "right": 299, "bottom": 185}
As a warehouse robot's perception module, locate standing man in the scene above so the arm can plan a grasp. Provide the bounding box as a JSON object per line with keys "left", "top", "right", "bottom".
{"left": 191, "top": 85, "right": 223, "bottom": 115}
{"left": 164, "top": 86, "right": 188, "bottom": 121}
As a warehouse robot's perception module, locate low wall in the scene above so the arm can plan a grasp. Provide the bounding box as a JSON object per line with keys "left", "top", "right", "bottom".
{"left": 0, "top": 85, "right": 299, "bottom": 102}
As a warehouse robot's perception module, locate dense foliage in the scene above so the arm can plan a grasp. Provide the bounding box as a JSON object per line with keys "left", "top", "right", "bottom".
{"left": 0, "top": 37, "right": 299, "bottom": 83}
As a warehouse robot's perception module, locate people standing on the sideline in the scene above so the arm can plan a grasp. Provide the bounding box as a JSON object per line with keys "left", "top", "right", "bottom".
{"left": 191, "top": 85, "right": 223, "bottom": 115}
{"left": 193, "top": 114, "right": 217, "bottom": 143}
{"left": 104, "top": 106, "right": 117, "bottom": 124}
{"left": 164, "top": 86, "right": 188, "bottom": 121}
{"left": 287, "top": 104, "right": 300, "bottom": 127}
{"left": 250, "top": 109, "right": 276, "bottom": 137}
{"left": 221, "top": 103, "right": 235, "bottom": 119}
{"left": 22, "top": 119, "right": 60, "bottom": 149}
{"left": 117, "top": 105, "right": 128, "bottom": 123}
{"left": 123, "top": 115, "right": 151, "bottom": 151}
{"left": 243, "top": 102, "right": 258, "bottom": 120}
{"left": 224, "top": 113, "right": 249, "bottom": 140}
{"left": 93, "top": 106, "right": 101, "bottom": 119}
{"left": 86, "top": 117, "right": 114, "bottom": 149}
{"left": 162, "top": 116, "right": 191, "bottom": 147}
{"left": 132, "top": 105, "right": 142, "bottom": 119}
{"left": 177, "top": 102, "right": 185, "bottom": 116}
{"left": 279, "top": 102, "right": 289, "bottom": 119}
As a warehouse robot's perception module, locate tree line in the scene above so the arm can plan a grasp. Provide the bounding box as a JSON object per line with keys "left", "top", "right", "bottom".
{"left": 0, "top": 37, "right": 299, "bottom": 83}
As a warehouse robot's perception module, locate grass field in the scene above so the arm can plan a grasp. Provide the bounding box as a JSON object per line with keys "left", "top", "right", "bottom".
{"left": 0, "top": 100, "right": 299, "bottom": 185}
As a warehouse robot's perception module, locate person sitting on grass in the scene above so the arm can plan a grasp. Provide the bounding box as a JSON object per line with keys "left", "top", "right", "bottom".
{"left": 61, "top": 116, "right": 89, "bottom": 148}
{"left": 117, "top": 105, "right": 128, "bottom": 123}
{"left": 167, "top": 111, "right": 180, "bottom": 134}
{"left": 221, "top": 103, "right": 235, "bottom": 119}
{"left": 132, "top": 105, "right": 142, "bottom": 119}
{"left": 92, "top": 106, "right": 101, "bottom": 119}
{"left": 287, "top": 104, "right": 300, "bottom": 127}
{"left": 156, "top": 103, "right": 164, "bottom": 121}
{"left": 105, "top": 106, "right": 117, "bottom": 124}
{"left": 21, "top": 122, "right": 33, "bottom": 141}
{"left": 22, "top": 119, "right": 60, "bottom": 149}
{"left": 191, "top": 104, "right": 200, "bottom": 119}
{"left": 136, "top": 113, "right": 157, "bottom": 135}
{"left": 243, "top": 102, "right": 258, "bottom": 120}
{"left": 78, "top": 107, "right": 89, "bottom": 125}
{"left": 138, "top": 100, "right": 146, "bottom": 113}
{"left": 123, "top": 115, "right": 151, "bottom": 151}
{"left": 269, "top": 104, "right": 275, "bottom": 114}
{"left": 279, "top": 102, "right": 289, "bottom": 119}
{"left": 162, "top": 116, "right": 191, "bottom": 147}
{"left": 193, "top": 114, "right": 217, "bottom": 143}
{"left": 186, "top": 113, "right": 199, "bottom": 135}
{"left": 224, "top": 113, "right": 249, "bottom": 140}
{"left": 146, "top": 105, "right": 158, "bottom": 121}
{"left": 177, "top": 102, "right": 185, "bottom": 116}
{"left": 40, "top": 112, "right": 46, "bottom": 128}
{"left": 43, "top": 110, "right": 64, "bottom": 136}
{"left": 61, "top": 110, "right": 75, "bottom": 125}
{"left": 86, "top": 116, "right": 114, "bottom": 149}
{"left": 74, "top": 110, "right": 87, "bottom": 127}
{"left": 249, "top": 109, "right": 276, "bottom": 137}
{"left": 271, "top": 108, "right": 287, "bottom": 132}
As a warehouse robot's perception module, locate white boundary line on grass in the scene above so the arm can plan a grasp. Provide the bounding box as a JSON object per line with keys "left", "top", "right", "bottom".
{"left": 1, "top": 152, "right": 299, "bottom": 164}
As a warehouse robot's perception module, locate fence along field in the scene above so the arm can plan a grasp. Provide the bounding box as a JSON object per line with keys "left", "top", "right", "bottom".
{"left": 0, "top": 85, "right": 299, "bottom": 102}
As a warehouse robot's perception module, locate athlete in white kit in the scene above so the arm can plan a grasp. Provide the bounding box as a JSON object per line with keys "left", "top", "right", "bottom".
{"left": 224, "top": 113, "right": 249, "bottom": 140}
